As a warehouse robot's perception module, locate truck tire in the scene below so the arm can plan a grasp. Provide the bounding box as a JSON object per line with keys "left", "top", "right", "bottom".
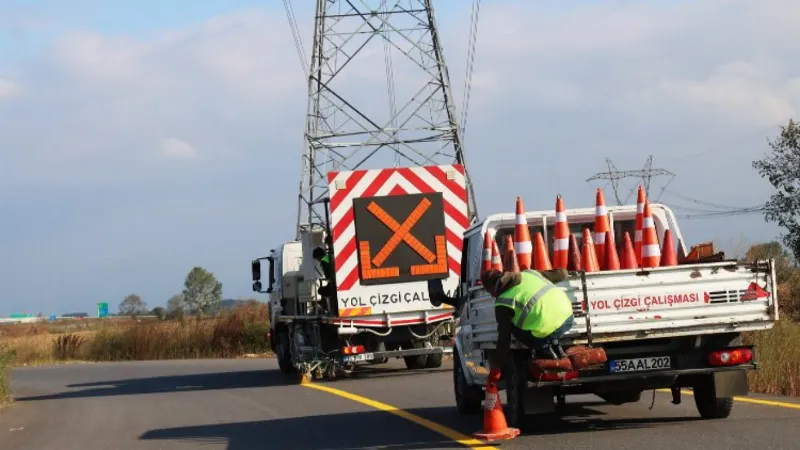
{"left": 453, "top": 351, "right": 482, "bottom": 414}
{"left": 503, "top": 355, "right": 530, "bottom": 430}
{"left": 276, "top": 332, "right": 295, "bottom": 375}
{"left": 694, "top": 375, "right": 734, "bottom": 419}
{"left": 404, "top": 354, "right": 428, "bottom": 370}
{"left": 425, "top": 352, "right": 443, "bottom": 368}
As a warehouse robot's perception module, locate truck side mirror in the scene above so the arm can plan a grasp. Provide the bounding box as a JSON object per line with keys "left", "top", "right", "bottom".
{"left": 251, "top": 260, "right": 261, "bottom": 282}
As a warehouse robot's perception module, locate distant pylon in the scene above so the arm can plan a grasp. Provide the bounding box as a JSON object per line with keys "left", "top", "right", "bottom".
{"left": 586, "top": 156, "right": 675, "bottom": 206}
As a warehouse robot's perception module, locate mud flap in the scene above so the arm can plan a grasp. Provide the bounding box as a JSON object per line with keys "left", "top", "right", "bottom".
{"left": 523, "top": 386, "right": 556, "bottom": 415}
{"left": 713, "top": 370, "right": 749, "bottom": 397}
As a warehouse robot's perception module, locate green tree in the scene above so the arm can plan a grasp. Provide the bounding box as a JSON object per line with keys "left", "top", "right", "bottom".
{"left": 119, "top": 294, "right": 147, "bottom": 316}
{"left": 182, "top": 267, "right": 223, "bottom": 315}
{"left": 167, "top": 294, "right": 186, "bottom": 313}
{"left": 753, "top": 119, "right": 800, "bottom": 261}
{"left": 151, "top": 306, "right": 166, "bottom": 320}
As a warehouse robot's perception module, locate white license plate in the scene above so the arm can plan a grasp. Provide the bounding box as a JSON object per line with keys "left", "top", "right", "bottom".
{"left": 609, "top": 356, "right": 671, "bottom": 373}
{"left": 343, "top": 353, "right": 374, "bottom": 363}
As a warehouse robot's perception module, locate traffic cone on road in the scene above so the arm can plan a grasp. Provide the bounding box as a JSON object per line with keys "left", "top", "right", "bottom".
{"left": 514, "top": 197, "right": 533, "bottom": 270}
{"left": 503, "top": 235, "right": 520, "bottom": 272}
{"left": 604, "top": 231, "right": 620, "bottom": 271}
{"left": 660, "top": 229, "right": 678, "bottom": 266}
{"left": 634, "top": 185, "right": 646, "bottom": 265}
{"left": 533, "top": 232, "right": 552, "bottom": 270}
{"left": 552, "top": 195, "right": 570, "bottom": 269}
{"left": 473, "top": 381, "right": 520, "bottom": 442}
{"left": 481, "top": 231, "right": 493, "bottom": 275}
{"left": 594, "top": 189, "right": 611, "bottom": 268}
{"left": 641, "top": 201, "right": 661, "bottom": 268}
{"left": 567, "top": 233, "right": 582, "bottom": 272}
{"left": 620, "top": 232, "right": 637, "bottom": 269}
{"left": 491, "top": 239, "right": 504, "bottom": 271}
{"left": 582, "top": 228, "right": 600, "bottom": 272}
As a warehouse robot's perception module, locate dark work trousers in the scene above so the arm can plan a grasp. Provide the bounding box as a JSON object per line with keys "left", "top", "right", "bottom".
{"left": 509, "top": 315, "right": 575, "bottom": 359}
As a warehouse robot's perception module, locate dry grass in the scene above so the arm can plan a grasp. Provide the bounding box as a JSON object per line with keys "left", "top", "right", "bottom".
{"left": 744, "top": 319, "right": 800, "bottom": 396}
{"left": 0, "top": 349, "right": 12, "bottom": 404}
{"left": 0, "top": 303, "right": 273, "bottom": 367}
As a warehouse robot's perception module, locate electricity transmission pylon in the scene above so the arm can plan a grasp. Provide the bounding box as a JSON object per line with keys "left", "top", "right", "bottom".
{"left": 586, "top": 156, "right": 676, "bottom": 205}
{"left": 294, "top": 0, "right": 479, "bottom": 238}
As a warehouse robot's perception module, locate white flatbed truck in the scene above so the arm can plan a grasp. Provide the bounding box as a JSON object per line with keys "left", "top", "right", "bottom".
{"left": 438, "top": 202, "right": 778, "bottom": 427}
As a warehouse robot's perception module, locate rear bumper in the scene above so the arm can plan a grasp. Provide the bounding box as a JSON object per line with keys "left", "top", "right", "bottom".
{"left": 338, "top": 346, "right": 453, "bottom": 364}
{"left": 526, "top": 364, "right": 756, "bottom": 388}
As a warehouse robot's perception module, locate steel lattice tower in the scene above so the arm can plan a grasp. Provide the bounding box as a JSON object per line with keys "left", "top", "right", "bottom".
{"left": 295, "top": 0, "right": 479, "bottom": 238}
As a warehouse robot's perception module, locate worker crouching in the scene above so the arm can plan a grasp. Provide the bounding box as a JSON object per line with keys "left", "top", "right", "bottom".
{"left": 481, "top": 268, "right": 575, "bottom": 382}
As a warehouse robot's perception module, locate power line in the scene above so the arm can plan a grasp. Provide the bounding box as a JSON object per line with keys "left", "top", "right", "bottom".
{"left": 586, "top": 155, "right": 675, "bottom": 205}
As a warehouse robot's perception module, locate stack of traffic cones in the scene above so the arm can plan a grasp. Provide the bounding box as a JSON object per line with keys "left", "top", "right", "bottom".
{"left": 640, "top": 201, "right": 661, "bottom": 268}
{"left": 491, "top": 239, "right": 504, "bottom": 271}
{"left": 634, "top": 186, "right": 646, "bottom": 265}
{"left": 620, "top": 231, "right": 637, "bottom": 269}
{"left": 661, "top": 229, "right": 677, "bottom": 266}
{"left": 533, "top": 232, "right": 552, "bottom": 270}
{"left": 581, "top": 228, "right": 600, "bottom": 272}
{"left": 481, "top": 231, "right": 493, "bottom": 275}
{"left": 552, "top": 195, "right": 570, "bottom": 269}
{"left": 473, "top": 380, "right": 521, "bottom": 442}
{"left": 503, "top": 235, "right": 520, "bottom": 272}
{"left": 514, "top": 197, "right": 532, "bottom": 270}
{"left": 594, "top": 189, "right": 611, "bottom": 268}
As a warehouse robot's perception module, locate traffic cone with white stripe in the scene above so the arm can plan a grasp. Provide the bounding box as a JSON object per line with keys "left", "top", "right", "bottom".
{"left": 641, "top": 201, "right": 661, "bottom": 268}
{"left": 660, "top": 229, "right": 677, "bottom": 266}
{"left": 594, "top": 188, "right": 611, "bottom": 269}
{"left": 552, "top": 195, "right": 570, "bottom": 269}
{"left": 481, "top": 231, "right": 493, "bottom": 275}
{"left": 473, "top": 380, "right": 520, "bottom": 442}
{"left": 604, "top": 231, "right": 620, "bottom": 271}
{"left": 533, "top": 232, "right": 552, "bottom": 270}
{"left": 491, "top": 239, "right": 504, "bottom": 271}
{"left": 514, "top": 197, "right": 532, "bottom": 270}
{"left": 567, "top": 233, "right": 582, "bottom": 271}
{"left": 634, "top": 185, "right": 646, "bottom": 265}
{"left": 503, "top": 235, "right": 519, "bottom": 272}
{"left": 582, "top": 227, "right": 600, "bottom": 272}
{"left": 620, "top": 231, "right": 637, "bottom": 269}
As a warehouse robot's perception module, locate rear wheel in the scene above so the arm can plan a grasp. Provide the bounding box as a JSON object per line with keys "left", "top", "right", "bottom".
{"left": 275, "top": 332, "right": 295, "bottom": 374}
{"left": 403, "top": 341, "right": 428, "bottom": 370}
{"left": 453, "top": 351, "right": 482, "bottom": 414}
{"left": 504, "top": 355, "right": 529, "bottom": 429}
{"left": 694, "top": 375, "right": 734, "bottom": 419}
{"left": 425, "top": 352, "right": 443, "bottom": 368}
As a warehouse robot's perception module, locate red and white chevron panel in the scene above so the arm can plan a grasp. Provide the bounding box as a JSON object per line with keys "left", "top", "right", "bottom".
{"left": 327, "top": 164, "right": 468, "bottom": 292}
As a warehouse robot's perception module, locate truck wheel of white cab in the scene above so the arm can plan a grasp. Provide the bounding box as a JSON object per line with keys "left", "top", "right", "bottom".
{"left": 693, "top": 374, "right": 734, "bottom": 419}
{"left": 425, "top": 352, "right": 443, "bottom": 368}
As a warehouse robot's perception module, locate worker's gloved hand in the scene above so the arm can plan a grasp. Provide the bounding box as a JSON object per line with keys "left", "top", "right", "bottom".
{"left": 487, "top": 368, "right": 502, "bottom": 385}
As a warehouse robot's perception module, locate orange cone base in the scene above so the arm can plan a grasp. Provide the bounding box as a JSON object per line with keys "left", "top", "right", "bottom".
{"left": 473, "top": 427, "right": 521, "bottom": 442}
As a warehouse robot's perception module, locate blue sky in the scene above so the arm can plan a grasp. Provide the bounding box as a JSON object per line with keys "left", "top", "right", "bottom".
{"left": 1, "top": 0, "right": 797, "bottom": 315}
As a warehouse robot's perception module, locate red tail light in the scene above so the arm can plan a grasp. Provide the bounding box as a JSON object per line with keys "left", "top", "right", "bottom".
{"left": 708, "top": 347, "right": 752, "bottom": 366}
{"left": 342, "top": 345, "right": 365, "bottom": 355}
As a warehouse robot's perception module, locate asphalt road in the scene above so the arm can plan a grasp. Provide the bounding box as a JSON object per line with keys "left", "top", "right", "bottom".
{"left": 1, "top": 358, "right": 799, "bottom": 449}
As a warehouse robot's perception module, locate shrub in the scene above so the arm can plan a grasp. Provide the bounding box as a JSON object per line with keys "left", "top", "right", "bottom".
{"left": 0, "top": 349, "right": 15, "bottom": 404}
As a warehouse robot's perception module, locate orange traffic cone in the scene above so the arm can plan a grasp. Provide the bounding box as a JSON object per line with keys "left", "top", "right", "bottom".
{"left": 661, "top": 229, "right": 677, "bottom": 266}
{"left": 594, "top": 188, "right": 611, "bottom": 268}
{"left": 481, "top": 231, "right": 493, "bottom": 275}
{"left": 634, "top": 185, "right": 646, "bottom": 265}
{"left": 620, "top": 231, "right": 637, "bottom": 269}
{"left": 581, "top": 228, "right": 600, "bottom": 272}
{"left": 503, "top": 235, "right": 519, "bottom": 272}
{"left": 491, "top": 239, "right": 504, "bottom": 271}
{"left": 604, "top": 231, "right": 620, "bottom": 270}
{"left": 533, "top": 232, "right": 552, "bottom": 270}
{"left": 514, "top": 197, "right": 533, "bottom": 270}
{"left": 473, "top": 381, "right": 521, "bottom": 442}
{"left": 567, "top": 233, "right": 582, "bottom": 272}
{"left": 641, "top": 201, "right": 661, "bottom": 268}
{"left": 552, "top": 195, "right": 570, "bottom": 269}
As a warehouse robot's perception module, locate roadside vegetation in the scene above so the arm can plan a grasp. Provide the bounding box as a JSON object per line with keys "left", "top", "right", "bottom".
{"left": 0, "top": 349, "right": 13, "bottom": 405}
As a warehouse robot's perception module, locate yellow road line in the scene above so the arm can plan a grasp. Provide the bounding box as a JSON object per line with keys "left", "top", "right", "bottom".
{"left": 657, "top": 389, "right": 800, "bottom": 410}
{"left": 301, "top": 380, "right": 499, "bottom": 450}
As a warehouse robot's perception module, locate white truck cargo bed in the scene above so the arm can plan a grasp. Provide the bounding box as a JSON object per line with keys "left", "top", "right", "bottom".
{"left": 467, "top": 259, "right": 778, "bottom": 347}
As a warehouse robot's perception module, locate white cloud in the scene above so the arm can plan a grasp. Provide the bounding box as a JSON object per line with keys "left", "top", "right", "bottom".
{"left": 0, "top": 78, "right": 20, "bottom": 98}
{"left": 159, "top": 137, "right": 197, "bottom": 159}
